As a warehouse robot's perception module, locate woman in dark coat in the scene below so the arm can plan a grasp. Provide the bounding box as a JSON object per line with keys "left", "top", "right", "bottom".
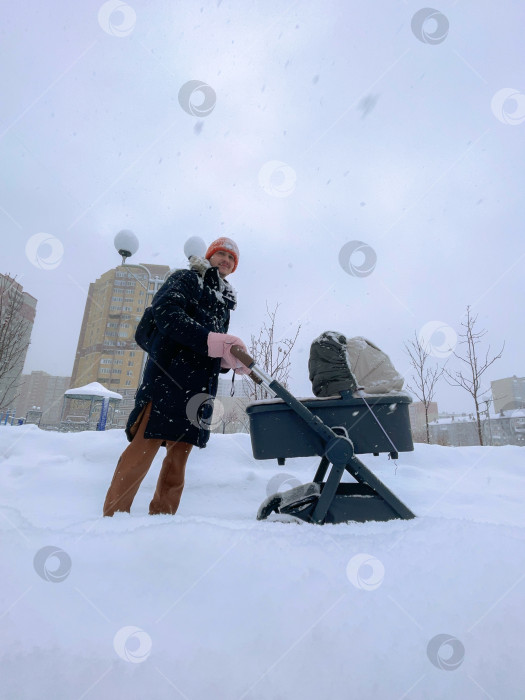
{"left": 103, "top": 237, "right": 248, "bottom": 516}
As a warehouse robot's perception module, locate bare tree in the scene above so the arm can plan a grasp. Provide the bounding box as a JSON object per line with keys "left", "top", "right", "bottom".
{"left": 444, "top": 306, "right": 504, "bottom": 446}
{"left": 243, "top": 302, "right": 300, "bottom": 400}
{"left": 216, "top": 406, "right": 249, "bottom": 434}
{"left": 404, "top": 331, "right": 444, "bottom": 443}
{"left": 0, "top": 274, "right": 32, "bottom": 412}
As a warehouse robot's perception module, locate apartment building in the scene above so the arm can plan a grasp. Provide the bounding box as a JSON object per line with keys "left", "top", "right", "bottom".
{"left": 491, "top": 376, "right": 525, "bottom": 413}
{"left": 14, "top": 370, "right": 70, "bottom": 426}
{"left": 0, "top": 273, "right": 37, "bottom": 411}
{"left": 70, "top": 263, "right": 170, "bottom": 424}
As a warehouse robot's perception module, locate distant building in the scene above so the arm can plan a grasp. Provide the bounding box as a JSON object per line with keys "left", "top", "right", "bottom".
{"left": 429, "top": 410, "right": 525, "bottom": 447}
{"left": 408, "top": 401, "right": 438, "bottom": 442}
{"left": 0, "top": 274, "right": 37, "bottom": 412}
{"left": 429, "top": 413, "right": 480, "bottom": 446}
{"left": 491, "top": 376, "right": 525, "bottom": 413}
{"left": 14, "top": 371, "right": 71, "bottom": 426}
{"left": 70, "top": 263, "right": 170, "bottom": 425}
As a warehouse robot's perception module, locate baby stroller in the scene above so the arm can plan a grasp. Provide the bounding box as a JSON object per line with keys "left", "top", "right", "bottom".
{"left": 232, "top": 344, "right": 415, "bottom": 525}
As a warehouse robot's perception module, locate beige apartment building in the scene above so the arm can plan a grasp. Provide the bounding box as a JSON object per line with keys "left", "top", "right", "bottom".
{"left": 70, "top": 263, "right": 170, "bottom": 426}
{"left": 491, "top": 376, "right": 525, "bottom": 414}
{"left": 408, "top": 400, "right": 438, "bottom": 442}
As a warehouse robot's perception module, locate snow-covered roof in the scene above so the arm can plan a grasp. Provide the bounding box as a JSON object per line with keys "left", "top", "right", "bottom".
{"left": 64, "top": 382, "right": 122, "bottom": 401}
{"left": 430, "top": 416, "right": 475, "bottom": 425}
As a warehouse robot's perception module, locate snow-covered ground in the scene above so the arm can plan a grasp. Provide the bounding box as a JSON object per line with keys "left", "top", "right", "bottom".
{"left": 1, "top": 424, "right": 524, "bottom": 700}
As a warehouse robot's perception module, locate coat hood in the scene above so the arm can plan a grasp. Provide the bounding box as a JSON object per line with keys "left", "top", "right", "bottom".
{"left": 188, "top": 255, "right": 237, "bottom": 310}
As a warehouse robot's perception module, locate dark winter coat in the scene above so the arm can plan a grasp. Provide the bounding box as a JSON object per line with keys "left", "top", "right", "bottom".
{"left": 125, "top": 258, "right": 236, "bottom": 447}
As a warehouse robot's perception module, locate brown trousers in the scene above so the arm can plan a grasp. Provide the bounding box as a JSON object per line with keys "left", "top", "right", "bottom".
{"left": 103, "top": 403, "right": 193, "bottom": 516}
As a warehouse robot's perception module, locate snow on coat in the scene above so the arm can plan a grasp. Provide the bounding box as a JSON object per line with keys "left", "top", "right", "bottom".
{"left": 125, "top": 257, "right": 235, "bottom": 447}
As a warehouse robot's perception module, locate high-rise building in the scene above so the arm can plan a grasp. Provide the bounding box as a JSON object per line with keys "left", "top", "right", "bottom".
{"left": 491, "top": 376, "right": 525, "bottom": 414}
{"left": 70, "top": 263, "right": 170, "bottom": 425}
{"left": 0, "top": 273, "right": 37, "bottom": 411}
{"left": 14, "top": 370, "right": 71, "bottom": 426}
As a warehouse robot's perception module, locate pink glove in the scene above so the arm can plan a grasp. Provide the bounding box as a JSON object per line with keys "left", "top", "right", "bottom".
{"left": 207, "top": 332, "right": 251, "bottom": 373}
{"left": 220, "top": 356, "right": 251, "bottom": 375}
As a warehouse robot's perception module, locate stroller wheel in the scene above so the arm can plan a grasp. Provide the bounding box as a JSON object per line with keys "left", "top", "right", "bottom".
{"left": 257, "top": 495, "right": 283, "bottom": 520}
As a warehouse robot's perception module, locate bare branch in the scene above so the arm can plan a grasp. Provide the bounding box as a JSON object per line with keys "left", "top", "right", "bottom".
{"left": 404, "top": 331, "right": 444, "bottom": 443}
{"left": 443, "top": 305, "right": 504, "bottom": 445}
{"left": 244, "top": 302, "right": 301, "bottom": 401}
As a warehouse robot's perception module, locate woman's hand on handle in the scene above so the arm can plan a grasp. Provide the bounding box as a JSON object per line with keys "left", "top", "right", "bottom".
{"left": 207, "top": 332, "right": 251, "bottom": 373}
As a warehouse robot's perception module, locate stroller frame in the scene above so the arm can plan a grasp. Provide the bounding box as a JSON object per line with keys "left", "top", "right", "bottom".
{"left": 234, "top": 347, "right": 416, "bottom": 525}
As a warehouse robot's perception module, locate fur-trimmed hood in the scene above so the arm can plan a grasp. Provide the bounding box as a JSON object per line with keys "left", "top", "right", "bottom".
{"left": 188, "top": 255, "right": 237, "bottom": 310}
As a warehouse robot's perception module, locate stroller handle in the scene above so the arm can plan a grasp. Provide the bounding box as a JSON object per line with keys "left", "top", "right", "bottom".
{"left": 231, "top": 345, "right": 264, "bottom": 385}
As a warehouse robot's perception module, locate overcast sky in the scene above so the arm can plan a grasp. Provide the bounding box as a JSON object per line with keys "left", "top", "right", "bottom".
{"left": 2, "top": 0, "right": 524, "bottom": 413}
